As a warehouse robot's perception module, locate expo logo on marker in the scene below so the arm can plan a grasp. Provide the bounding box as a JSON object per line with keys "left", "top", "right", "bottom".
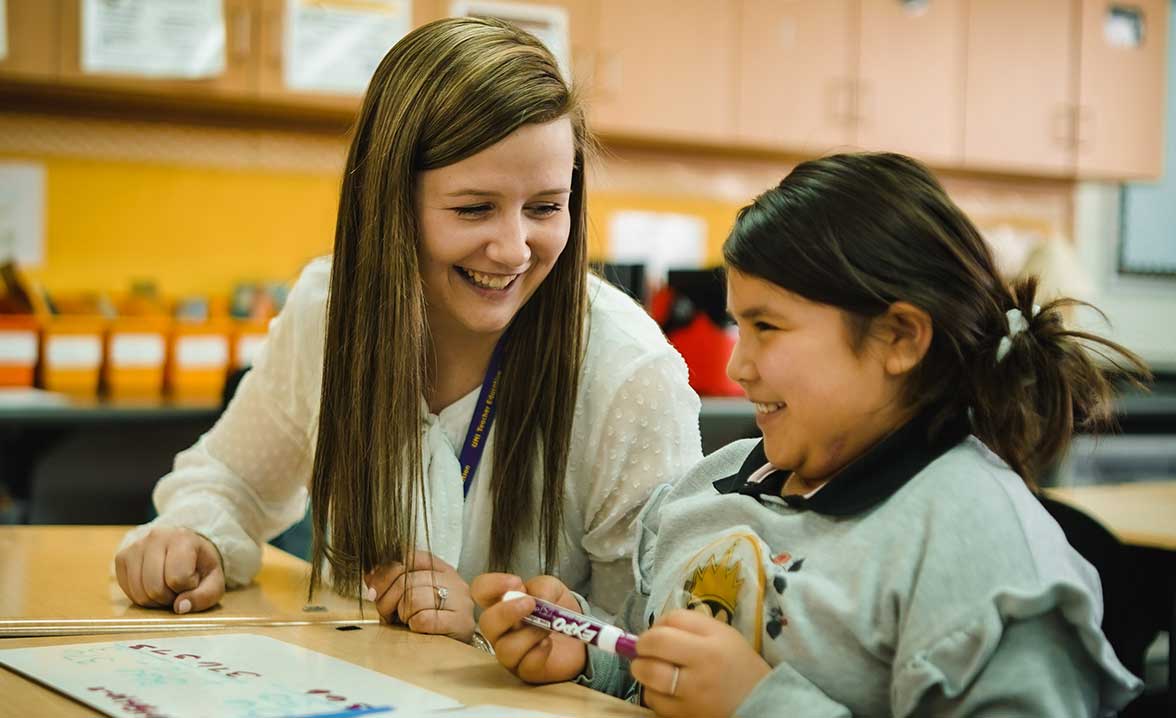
{"left": 550, "top": 616, "right": 598, "bottom": 642}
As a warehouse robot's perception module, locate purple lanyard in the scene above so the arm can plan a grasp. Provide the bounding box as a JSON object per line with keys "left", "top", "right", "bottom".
{"left": 458, "top": 340, "right": 504, "bottom": 499}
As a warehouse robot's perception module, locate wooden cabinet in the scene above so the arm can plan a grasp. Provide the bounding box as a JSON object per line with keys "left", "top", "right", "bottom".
{"left": 257, "top": 0, "right": 444, "bottom": 113}
{"left": 737, "top": 0, "right": 965, "bottom": 167}
{"left": 591, "top": 0, "right": 736, "bottom": 143}
{"left": 422, "top": 0, "right": 597, "bottom": 90}
{"left": 736, "top": 0, "right": 855, "bottom": 153}
{"left": 0, "top": 0, "right": 1168, "bottom": 181}
{"left": 965, "top": 0, "right": 1169, "bottom": 180}
{"left": 57, "top": 0, "right": 258, "bottom": 100}
{"left": 256, "top": 0, "right": 591, "bottom": 115}
{"left": 963, "top": 0, "right": 1077, "bottom": 176}
{"left": 0, "top": 0, "right": 60, "bottom": 81}
{"left": 1076, "top": 0, "right": 1169, "bottom": 179}
{"left": 257, "top": 0, "right": 352, "bottom": 113}
{"left": 856, "top": 0, "right": 965, "bottom": 166}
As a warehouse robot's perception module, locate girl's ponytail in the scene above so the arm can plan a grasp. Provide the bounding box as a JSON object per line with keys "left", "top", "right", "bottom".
{"left": 967, "top": 276, "right": 1151, "bottom": 486}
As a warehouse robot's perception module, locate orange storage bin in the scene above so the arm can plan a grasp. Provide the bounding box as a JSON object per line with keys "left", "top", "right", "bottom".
{"left": 0, "top": 314, "right": 39, "bottom": 387}
{"left": 104, "top": 316, "right": 171, "bottom": 398}
{"left": 41, "top": 315, "right": 106, "bottom": 395}
{"left": 230, "top": 319, "right": 271, "bottom": 370}
{"left": 168, "top": 318, "right": 232, "bottom": 400}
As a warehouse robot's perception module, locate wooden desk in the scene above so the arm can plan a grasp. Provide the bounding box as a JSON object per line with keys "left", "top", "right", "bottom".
{"left": 0, "top": 625, "right": 650, "bottom": 717}
{"left": 1047, "top": 481, "right": 1176, "bottom": 551}
{"left": 0, "top": 525, "right": 377, "bottom": 637}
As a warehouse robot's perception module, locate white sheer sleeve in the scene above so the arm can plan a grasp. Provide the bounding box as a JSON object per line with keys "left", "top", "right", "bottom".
{"left": 118, "top": 259, "right": 329, "bottom": 588}
{"left": 579, "top": 349, "right": 702, "bottom": 615}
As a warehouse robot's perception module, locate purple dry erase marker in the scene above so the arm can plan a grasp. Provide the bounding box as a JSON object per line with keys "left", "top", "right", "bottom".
{"left": 502, "top": 590, "right": 638, "bottom": 659}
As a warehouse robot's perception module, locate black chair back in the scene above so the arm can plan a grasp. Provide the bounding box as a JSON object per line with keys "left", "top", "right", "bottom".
{"left": 1039, "top": 495, "right": 1172, "bottom": 716}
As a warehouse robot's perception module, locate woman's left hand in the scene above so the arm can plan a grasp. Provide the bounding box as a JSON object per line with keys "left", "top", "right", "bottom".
{"left": 631, "top": 609, "right": 772, "bottom": 718}
{"left": 365, "top": 550, "right": 475, "bottom": 643}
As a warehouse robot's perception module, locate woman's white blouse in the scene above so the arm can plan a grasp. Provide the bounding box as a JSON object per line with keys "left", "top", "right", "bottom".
{"left": 121, "top": 257, "right": 703, "bottom": 614}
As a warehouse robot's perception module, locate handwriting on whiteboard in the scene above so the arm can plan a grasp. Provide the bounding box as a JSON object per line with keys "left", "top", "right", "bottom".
{"left": 1, "top": 633, "right": 460, "bottom": 718}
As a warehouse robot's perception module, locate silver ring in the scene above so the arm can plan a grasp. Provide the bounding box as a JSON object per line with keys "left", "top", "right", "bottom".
{"left": 669, "top": 665, "right": 680, "bottom": 697}
{"left": 434, "top": 585, "right": 448, "bottom": 611}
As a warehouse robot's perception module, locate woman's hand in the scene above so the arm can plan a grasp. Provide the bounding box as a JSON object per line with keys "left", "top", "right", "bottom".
{"left": 632, "top": 609, "right": 772, "bottom": 718}
{"left": 114, "top": 527, "right": 226, "bottom": 614}
{"left": 365, "top": 551, "right": 475, "bottom": 643}
{"left": 471, "top": 573, "right": 588, "bottom": 684}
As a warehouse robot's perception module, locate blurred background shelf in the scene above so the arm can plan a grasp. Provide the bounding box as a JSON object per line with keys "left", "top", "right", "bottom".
{"left": 0, "top": 394, "right": 220, "bottom": 425}
{"left": 0, "top": 393, "right": 221, "bottom": 525}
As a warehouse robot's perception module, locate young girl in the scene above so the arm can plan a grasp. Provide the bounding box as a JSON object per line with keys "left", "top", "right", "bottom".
{"left": 114, "top": 17, "right": 701, "bottom": 643}
{"left": 474, "top": 153, "right": 1147, "bottom": 716}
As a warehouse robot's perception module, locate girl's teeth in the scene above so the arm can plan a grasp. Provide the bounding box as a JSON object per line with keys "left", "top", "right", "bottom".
{"left": 462, "top": 268, "right": 515, "bottom": 289}
{"left": 754, "top": 402, "right": 785, "bottom": 414}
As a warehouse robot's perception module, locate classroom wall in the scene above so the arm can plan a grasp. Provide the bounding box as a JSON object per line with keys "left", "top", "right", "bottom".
{"left": 1075, "top": 183, "right": 1176, "bottom": 371}
{"left": 2, "top": 109, "right": 1078, "bottom": 298}
{"left": 2, "top": 108, "right": 1085, "bottom": 350}
{"left": 1071, "top": 2, "right": 1176, "bottom": 372}
{"left": 24, "top": 155, "right": 338, "bottom": 297}
{"left": 0, "top": 114, "right": 743, "bottom": 297}
{"left": 0, "top": 112, "right": 347, "bottom": 297}
{"left": 1119, "top": 0, "right": 1176, "bottom": 275}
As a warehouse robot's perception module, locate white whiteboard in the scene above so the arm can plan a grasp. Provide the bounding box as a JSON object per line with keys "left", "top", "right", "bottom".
{"left": 0, "top": 633, "right": 461, "bottom": 718}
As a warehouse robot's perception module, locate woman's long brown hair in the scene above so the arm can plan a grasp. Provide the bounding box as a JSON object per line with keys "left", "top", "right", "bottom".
{"left": 723, "top": 152, "right": 1151, "bottom": 486}
{"left": 309, "top": 17, "right": 591, "bottom": 599}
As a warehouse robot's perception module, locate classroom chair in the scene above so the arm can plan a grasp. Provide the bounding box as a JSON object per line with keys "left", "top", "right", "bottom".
{"left": 1039, "top": 496, "right": 1173, "bottom": 717}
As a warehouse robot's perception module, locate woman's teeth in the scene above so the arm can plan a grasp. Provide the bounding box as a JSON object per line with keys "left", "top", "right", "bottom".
{"left": 460, "top": 267, "right": 516, "bottom": 290}
{"left": 754, "top": 402, "right": 785, "bottom": 414}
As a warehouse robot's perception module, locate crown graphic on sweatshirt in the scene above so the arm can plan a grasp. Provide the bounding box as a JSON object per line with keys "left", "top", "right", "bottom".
{"left": 684, "top": 543, "right": 745, "bottom": 614}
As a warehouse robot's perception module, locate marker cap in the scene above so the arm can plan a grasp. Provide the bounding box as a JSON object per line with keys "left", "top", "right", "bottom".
{"left": 596, "top": 624, "right": 622, "bottom": 653}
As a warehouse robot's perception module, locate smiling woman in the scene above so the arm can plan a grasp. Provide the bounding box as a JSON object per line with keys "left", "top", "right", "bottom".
{"left": 416, "top": 118, "right": 576, "bottom": 413}
{"left": 112, "top": 17, "right": 702, "bottom": 645}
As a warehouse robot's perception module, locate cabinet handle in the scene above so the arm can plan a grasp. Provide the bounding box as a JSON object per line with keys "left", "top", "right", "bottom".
{"left": 1075, "top": 105, "right": 1093, "bottom": 152}
{"left": 826, "top": 78, "right": 855, "bottom": 126}
{"left": 852, "top": 79, "right": 866, "bottom": 126}
{"left": 1052, "top": 104, "right": 1078, "bottom": 148}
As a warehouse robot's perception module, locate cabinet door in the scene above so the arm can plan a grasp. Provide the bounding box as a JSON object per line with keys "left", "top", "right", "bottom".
{"left": 426, "top": 0, "right": 597, "bottom": 94}
{"left": 736, "top": 0, "right": 855, "bottom": 154}
{"left": 58, "top": 0, "right": 257, "bottom": 99}
{"left": 592, "top": 0, "right": 736, "bottom": 143}
{"left": 1076, "top": 0, "right": 1169, "bottom": 179}
{"left": 258, "top": 0, "right": 448, "bottom": 113}
{"left": 857, "top": 0, "right": 964, "bottom": 166}
{"left": 964, "top": 0, "right": 1077, "bottom": 176}
{"left": 0, "top": 0, "right": 59, "bottom": 81}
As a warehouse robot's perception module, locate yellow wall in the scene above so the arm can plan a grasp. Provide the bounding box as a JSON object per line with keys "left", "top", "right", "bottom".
{"left": 587, "top": 193, "right": 740, "bottom": 267}
{"left": 13, "top": 154, "right": 340, "bottom": 297}
{"left": 9, "top": 153, "right": 741, "bottom": 300}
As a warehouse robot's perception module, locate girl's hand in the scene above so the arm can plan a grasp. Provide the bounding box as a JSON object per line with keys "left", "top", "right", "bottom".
{"left": 632, "top": 609, "right": 772, "bottom": 718}
{"left": 114, "top": 527, "right": 225, "bottom": 614}
{"left": 365, "top": 550, "right": 475, "bottom": 643}
{"left": 471, "top": 573, "right": 588, "bottom": 684}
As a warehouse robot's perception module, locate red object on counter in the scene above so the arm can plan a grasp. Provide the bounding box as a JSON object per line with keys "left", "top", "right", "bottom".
{"left": 666, "top": 313, "right": 743, "bottom": 397}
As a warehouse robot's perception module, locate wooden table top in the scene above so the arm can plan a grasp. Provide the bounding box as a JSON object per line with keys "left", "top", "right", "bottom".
{"left": 0, "top": 624, "right": 650, "bottom": 717}
{"left": 1046, "top": 480, "right": 1176, "bottom": 551}
{"left": 0, "top": 525, "right": 377, "bottom": 637}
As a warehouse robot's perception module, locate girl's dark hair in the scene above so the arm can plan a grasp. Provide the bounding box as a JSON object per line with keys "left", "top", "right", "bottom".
{"left": 723, "top": 152, "right": 1151, "bottom": 486}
